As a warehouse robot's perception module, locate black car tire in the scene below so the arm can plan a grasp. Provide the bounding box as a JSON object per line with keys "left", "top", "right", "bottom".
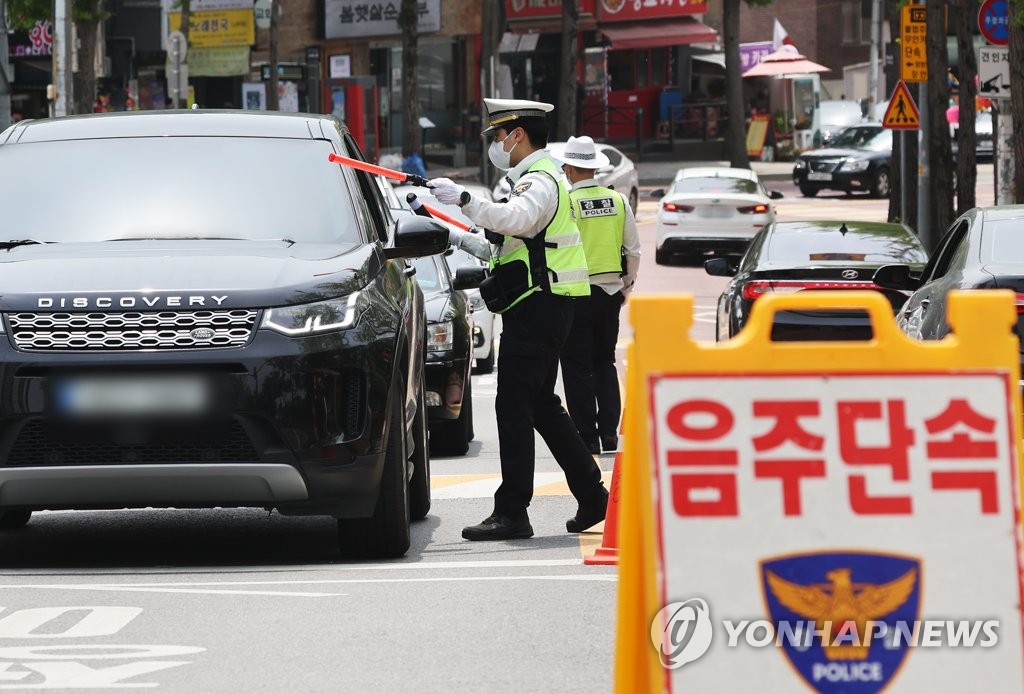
{"left": 628, "top": 188, "right": 638, "bottom": 215}
{"left": 799, "top": 185, "right": 819, "bottom": 198}
{"left": 409, "top": 377, "right": 431, "bottom": 521}
{"left": 655, "top": 247, "right": 672, "bottom": 265}
{"left": 0, "top": 509, "right": 31, "bottom": 530}
{"left": 430, "top": 375, "right": 472, "bottom": 456}
{"left": 473, "top": 344, "right": 494, "bottom": 375}
{"left": 871, "top": 167, "right": 891, "bottom": 198}
{"left": 337, "top": 385, "right": 411, "bottom": 558}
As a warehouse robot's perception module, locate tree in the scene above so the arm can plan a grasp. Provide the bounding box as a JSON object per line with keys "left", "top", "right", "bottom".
{"left": 1010, "top": 0, "right": 1024, "bottom": 200}
{"left": 8, "top": 0, "right": 107, "bottom": 114}
{"left": 398, "top": 0, "right": 421, "bottom": 158}
{"left": 925, "top": 0, "right": 953, "bottom": 244}
{"left": 723, "top": 0, "right": 772, "bottom": 168}
{"left": 954, "top": 0, "right": 979, "bottom": 213}
{"left": 556, "top": 0, "right": 579, "bottom": 141}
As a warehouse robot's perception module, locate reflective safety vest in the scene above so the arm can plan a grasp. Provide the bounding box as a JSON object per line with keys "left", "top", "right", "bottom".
{"left": 490, "top": 156, "right": 591, "bottom": 311}
{"left": 570, "top": 185, "right": 625, "bottom": 278}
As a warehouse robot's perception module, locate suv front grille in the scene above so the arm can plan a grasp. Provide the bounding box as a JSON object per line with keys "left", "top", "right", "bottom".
{"left": 6, "top": 419, "right": 260, "bottom": 467}
{"left": 809, "top": 160, "right": 840, "bottom": 173}
{"left": 7, "top": 310, "right": 258, "bottom": 351}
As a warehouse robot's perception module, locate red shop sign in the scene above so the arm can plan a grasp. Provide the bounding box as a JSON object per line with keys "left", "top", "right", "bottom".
{"left": 598, "top": 0, "right": 707, "bottom": 22}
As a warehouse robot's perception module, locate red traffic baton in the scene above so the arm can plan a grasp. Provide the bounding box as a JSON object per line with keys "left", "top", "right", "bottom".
{"left": 422, "top": 203, "right": 472, "bottom": 232}
{"left": 327, "top": 152, "right": 431, "bottom": 187}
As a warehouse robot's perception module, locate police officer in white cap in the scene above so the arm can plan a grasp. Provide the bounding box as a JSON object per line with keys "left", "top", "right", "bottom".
{"left": 553, "top": 136, "right": 640, "bottom": 455}
{"left": 430, "top": 98, "right": 608, "bottom": 541}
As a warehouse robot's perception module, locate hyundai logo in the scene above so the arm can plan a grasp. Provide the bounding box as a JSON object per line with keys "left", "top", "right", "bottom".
{"left": 841, "top": 269, "right": 859, "bottom": 279}
{"left": 190, "top": 328, "right": 216, "bottom": 341}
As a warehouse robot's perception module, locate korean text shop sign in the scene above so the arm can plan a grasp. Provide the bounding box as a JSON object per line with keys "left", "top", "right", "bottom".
{"left": 614, "top": 291, "right": 1024, "bottom": 693}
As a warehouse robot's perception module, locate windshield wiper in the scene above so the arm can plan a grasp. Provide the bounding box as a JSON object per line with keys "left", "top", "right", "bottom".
{"left": 0, "top": 239, "right": 51, "bottom": 251}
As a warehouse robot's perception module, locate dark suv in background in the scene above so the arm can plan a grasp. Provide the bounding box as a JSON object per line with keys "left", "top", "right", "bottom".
{"left": 0, "top": 111, "right": 450, "bottom": 558}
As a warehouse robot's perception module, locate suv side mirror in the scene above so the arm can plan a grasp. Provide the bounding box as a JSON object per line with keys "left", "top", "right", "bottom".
{"left": 452, "top": 266, "right": 487, "bottom": 290}
{"left": 704, "top": 257, "right": 738, "bottom": 277}
{"left": 770, "top": 190, "right": 784, "bottom": 200}
{"left": 650, "top": 188, "right": 665, "bottom": 198}
{"left": 385, "top": 216, "right": 450, "bottom": 259}
{"left": 872, "top": 264, "right": 921, "bottom": 291}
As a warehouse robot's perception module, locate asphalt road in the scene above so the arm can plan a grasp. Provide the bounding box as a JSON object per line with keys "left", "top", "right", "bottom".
{"left": 0, "top": 167, "right": 977, "bottom": 692}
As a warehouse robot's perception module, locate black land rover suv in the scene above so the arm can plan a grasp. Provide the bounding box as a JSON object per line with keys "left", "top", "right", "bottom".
{"left": 0, "top": 111, "right": 450, "bottom": 559}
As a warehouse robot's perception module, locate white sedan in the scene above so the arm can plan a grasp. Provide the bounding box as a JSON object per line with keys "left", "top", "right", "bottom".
{"left": 653, "top": 167, "right": 782, "bottom": 265}
{"left": 492, "top": 141, "right": 640, "bottom": 213}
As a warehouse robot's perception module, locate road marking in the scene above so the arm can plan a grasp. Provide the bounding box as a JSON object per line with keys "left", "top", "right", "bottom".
{"left": 0, "top": 574, "right": 615, "bottom": 597}
{"left": 0, "top": 558, "right": 591, "bottom": 578}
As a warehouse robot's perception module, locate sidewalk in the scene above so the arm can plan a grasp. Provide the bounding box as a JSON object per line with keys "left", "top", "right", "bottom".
{"left": 426, "top": 158, "right": 793, "bottom": 188}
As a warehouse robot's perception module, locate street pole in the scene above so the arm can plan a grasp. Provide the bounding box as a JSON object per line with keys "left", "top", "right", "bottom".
{"left": 916, "top": 81, "right": 931, "bottom": 248}
{"left": 900, "top": 131, "right": 907, "bottom": 224}
{"left": 868, "top": 0, "right": 881, "bottom": 111}
{"left": 0, "top": 0, "right": 12, "bottom": 129}
{"left": 53, "top": 0, "right": 74, "bottom": 116}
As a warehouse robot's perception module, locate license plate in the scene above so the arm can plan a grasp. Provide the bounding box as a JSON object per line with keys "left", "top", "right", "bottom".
{"left": 808, "top": 172, "right": 833, "bottom": 181}
{"left": 53, "top": 375, "right": 211, "bottom": 416}
{"left": 698, "top": 207, "right": 732, "bottom": 218}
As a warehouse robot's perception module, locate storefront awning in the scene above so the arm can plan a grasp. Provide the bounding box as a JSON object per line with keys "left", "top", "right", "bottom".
{"left": 600, "top": 17, "right": 718, "bottom": 50}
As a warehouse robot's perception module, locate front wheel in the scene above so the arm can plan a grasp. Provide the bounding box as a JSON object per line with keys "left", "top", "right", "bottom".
{"left": 430, "top": 375, "right": 472, "bottom": 456}
{"left": 871, "top": 167, "right": 891, "bottom": 198}
{"left": 799, "top": 184, "right": 819, "bottom": 198}
{"left": 473, "top": 342, "right": 494, "bottom": 375}
{"left": 337, "top": 388, "right": 411, "bottom": 558}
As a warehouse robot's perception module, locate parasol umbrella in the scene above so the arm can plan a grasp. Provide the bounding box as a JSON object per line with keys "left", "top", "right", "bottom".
{"left": 742, "top": 46, "right": 830, "bottom": 144}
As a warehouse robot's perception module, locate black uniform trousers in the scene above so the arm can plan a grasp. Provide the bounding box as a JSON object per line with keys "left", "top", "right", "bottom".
{"left": 492, "top": 290, "right": 605, "bottom": 518}
{"left": 560, "top": 287, "right": 625, "bottom": 444}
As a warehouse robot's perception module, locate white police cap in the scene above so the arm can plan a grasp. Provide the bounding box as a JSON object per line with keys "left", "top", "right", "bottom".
{"left": 482, "top": 98, "right": 554, "bottom": 135}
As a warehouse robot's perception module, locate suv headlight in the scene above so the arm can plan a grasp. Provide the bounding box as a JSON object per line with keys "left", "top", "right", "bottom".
{"left": 840, "top": 157, "right": 870, "bottom": 172}
{"left": 793, "top": 159, "right": 807, "bottom": 170}
{"left": 261, "top": 292, "right": 365, "bottom": 336}
{"left": 426, "top": 320, "right": 454, "bottom": 351}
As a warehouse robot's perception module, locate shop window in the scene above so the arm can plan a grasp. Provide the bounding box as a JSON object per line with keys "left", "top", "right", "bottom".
{"left": 637, "top": 50, "right": 650, "bottom": 88}
{"left": 608, "top": 50, "right": 633, "bottom": 91}
{"left": 418, "top": 43, "right": 455, "bottom": 112}
{"left": 652, "top": 49, "right": 666, "bottom": 87}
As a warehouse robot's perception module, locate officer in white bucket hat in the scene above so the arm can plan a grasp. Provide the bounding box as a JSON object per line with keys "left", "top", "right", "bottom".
{"left": 553, "top": 135, "right": 640, "bottom": 455}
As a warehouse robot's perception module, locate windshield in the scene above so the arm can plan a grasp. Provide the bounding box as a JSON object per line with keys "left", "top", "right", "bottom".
{"left": 828, "top": 126, "right": 891, "bottom": 151}
{"left": 0, "top": 137, "right": 362, "bottom": 244}
{"left": 671, "top": 177, "right": 759, "bottom": 195}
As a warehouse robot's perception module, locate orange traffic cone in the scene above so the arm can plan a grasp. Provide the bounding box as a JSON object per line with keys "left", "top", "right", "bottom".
{"left": 584, "top": 450, "right": 621, "bottom": 565}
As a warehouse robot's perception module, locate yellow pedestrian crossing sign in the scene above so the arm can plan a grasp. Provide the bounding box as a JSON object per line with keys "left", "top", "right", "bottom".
{"left": 882, "top": 80, "right": 920, "bottom": 130}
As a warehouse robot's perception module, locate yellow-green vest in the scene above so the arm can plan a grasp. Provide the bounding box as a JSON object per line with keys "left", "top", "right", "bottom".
{"left": 491, "top": 156, "right": 591, "bottom": 311}
{"left": 570, "top": 184, "right": 625, "bottom": 277}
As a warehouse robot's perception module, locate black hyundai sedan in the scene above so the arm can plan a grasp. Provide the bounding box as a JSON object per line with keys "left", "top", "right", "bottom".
{"left": 792, "top": 124, "right": 893, "bottom": 198}
{"left": 0, "top": 111, "right": 451, "bottom": 558}
{"left": 874, "top": 206, "right": 1024, "bottom": 377}
{"left": 706, "top": 220, "right": 928, "bottom": 341}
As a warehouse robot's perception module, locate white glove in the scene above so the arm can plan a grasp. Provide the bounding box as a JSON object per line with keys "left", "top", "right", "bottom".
{"left": 429, "top": 177, "right": 466, "bottom": 206}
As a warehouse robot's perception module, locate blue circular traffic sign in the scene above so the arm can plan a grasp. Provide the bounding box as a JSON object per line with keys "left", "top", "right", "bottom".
{"left": 979, "top": 0, "right": 1009, "bottom": 45}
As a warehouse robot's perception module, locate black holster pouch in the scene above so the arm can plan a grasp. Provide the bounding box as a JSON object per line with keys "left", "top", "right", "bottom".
{"left": 479, "top": 260, "right": 531, "bottom": 314}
